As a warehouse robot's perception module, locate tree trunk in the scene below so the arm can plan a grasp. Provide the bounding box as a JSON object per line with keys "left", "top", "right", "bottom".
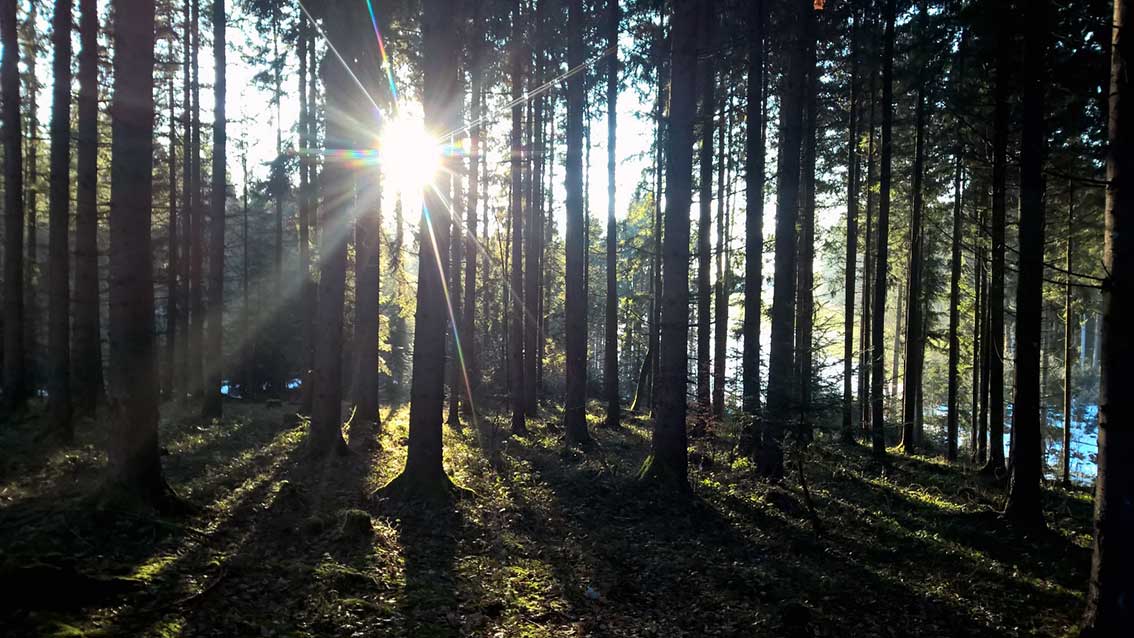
{"left": 47, "top": 0, "right": 73, "bottom": 437}
{"left": 524, "top": 0, "right": 545, "bottom": 419}
{"left": 201, "top": 0, "right": 226, "bottom": 420}
{"left": 742, "top": 0, "right": 766, "bottom": 419}
{"left": 299, "top": 12, "right": 315, "bottom": 415}
{"left": 463, "top": 6, "right": 483, "bottom": 421}
{"left": 603, "top": 0, "right": 620, "bottom": 429}
{"left": 188, "top": 0, "right": 203, "bottom": 400}
{"left": 796, "top": 4, "right": 818, "bottom": 442}
{"left": 842, "top": 7, "right": 860, "bottom": 443}
{"left": 712, "top": 93, "right": 727, "bottom": 420}
{"left": 984, "top": 6, "right": 1010, "bottom": 476}
{"left": 762, "top": 0, "right": 808, "bottom": 480}
{"left": 695, "top": 0, "right": 715, "bottom": 431}
{"left": 178, "top": 0, "right": 193, "bottom": 398}
{"left": 946, "top": 30, "right": 967, "bottom": 462}
{"left": 106, "top": 0, "right": 172, "bottom": 506}
{"left": 870, "top": 0, "right": 896, "bottom": 462}
{"left": 380, "top": 0, "right": 460, "bottom": 500}
{"left": 447, "top": 63, "right": 465, "bottom": 428}
{"left": 73, "top": 0, "right": 103, "bottom": 416}
{"left": 1, "top": 0, "right": 26, "bottom": 415}
{"left": 641, "top": 0, "right": 698, "bottom": 486}
{"left": 1081, "top": 0, "right": 1134, "bottom": 629}
{"left": 23, "top": 4, "right": 39, "bottom": 398}
{"left": 353, "top": 172, "right": 381, "bottom": 432}
{"left": 164, "top": 77, "right": 178, "bottom": 402}
{"left": 1005, "top": 0, "right": 1048, "bottom": 527}
{"left": 564, "top": 0, "right": 592, "bottom": 447}
{"left": 308, "top": 5, "right": 353, "bottom": 458}
{"left": 901, "top": 8, "right": 929, "bottom": 454}
{"left": 510, "top": 0, "right": 528, "bottom": 436}
{"left": 1062, "top": 182, "right": 1074, "bottom": 486}
{"left": 860, "top": 63, "right": 878, "bottom": 439}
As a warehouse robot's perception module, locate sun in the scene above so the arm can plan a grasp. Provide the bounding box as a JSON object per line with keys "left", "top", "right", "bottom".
{"left": 380, "top": 115, "right": 442, "bottom": 195}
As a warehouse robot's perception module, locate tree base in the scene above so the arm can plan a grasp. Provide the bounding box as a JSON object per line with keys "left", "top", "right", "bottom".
{"left": 95, "top": 477, "right": 197, "bottom": 517}
{"left": 371, "top": 467, "right": 473, "bottom": 505}
{"left": 637, "top": 454, "right": 690, "bottom": 493}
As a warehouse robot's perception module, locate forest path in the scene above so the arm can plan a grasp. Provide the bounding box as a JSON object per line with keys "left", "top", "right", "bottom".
{"left": 0, "top": 401, "right": 1092, "bottom": 637}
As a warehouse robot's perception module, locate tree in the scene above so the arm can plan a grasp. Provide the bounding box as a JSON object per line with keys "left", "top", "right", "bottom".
{"left": 742, "top": 0, "right": 766, "bottom": 419}
{"left": 353, "top": 169, "right": 381, "bottom": 432}
{"left": 983, "top": 4, "right": 1010, "bottom": 476}
{"left": 188, "top": 0, "right": 204, "bottom": 400}
{"left": 1080, "top": 1, "right": 1134, "bottom": 631}
{"left": 1, "top": 0, "right": 26, "bottom": 416}
{"left": 73, "top": 0, "right": 104, "bottom": 416}
{"left": 201, "top": 0, "right": 227, "bottom": 420}
{"left": 308, "top": 3, "right": 353, "bottom": 458}
{"left": 524, "top": 0, "right": 546, "bottom": 419}
{"left": 640, "top": 0, "right": 697, "bottom": 486}
{"left": 510, "top": 0, "right": 528, "bottom": 437}
{"left": 761, "top": 0, "right": 807, "bottom": 481}
{"left": 842, "top": 6, "right": 861, "bottom": 444}
{"left": 695, "top": 0, "right": 715, "bottom": 432}
{"left": 47, "top": 0, "right": 73, "bottom": 437}
{"left": 1062, "top": 183, "right": 1074, "bottom": 486}
{"left": 564, "top": 0, "right": 592, "bottom": 447}
{"left": 1005, "top": 0, "right": 1048, "bottom": 527}
{"left": 795, "top": 3, "right": 818, "bottom": 441}
{"left": 870, "top": 0, "right": 896, "bottom": 462}
{"left": 900, "top": 3, "right": 929, "bottom": 455}
{"left": 298, "top": 10, "right": 315, "bottom": 414}
{"left": 106, "top": 0, "right": 175, "bottom": 507}
{"left": 379, "top": 0, "right": 460, "bottom": 499}
{"left": 462, "top": 2, "right": 484, "bottom": 424}
{"left": 946, "top": 29, "right": 968, "bottom": 462}
{"left": 165, "top": 77, "right": 179, "bottom": 401}
{"left": 604, "top": 0, "right": 620, "bottom": 430}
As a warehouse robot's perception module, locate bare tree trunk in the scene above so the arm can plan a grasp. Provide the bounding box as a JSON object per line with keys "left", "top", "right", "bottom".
{"left": 165, "top": 77, "right": 179, "bottom": 401}
{"left": 870, "top": 0, "right": 896, "bottom": 462}
{"left": 1005, "top": 0, "right": 1048, "bottom": 527}
{"left": 603, "top": 0, "right": 620, "bottom": 429}
{"left": 712, "top": 92, "right": 727, "bottom": 420}
{"left": 1, "top": 0, "right": 26, "bottom": 415}
{"left": 188, "top": 0, "right": 204, "bottom": 400}
{"left": 859, "top": 59, "right": 878, "bottom": 439}
{"left": 1081, "top": 0, "right": 1134, "bottom": 628}
{"left": 842, "top": 7, "right": 861, "bottom": 443}
{"left": 1062, "top": 181, "right": 1074, "bottom": 486}
{"left": 510, "top": 0, "right": 528, "bottom": 436}
{"left": 299, "top": 12, "right": 315, "bottom": 415}
{"left": 762, "top": 0, "right": 808, "bottom": 480}
{"left": 107, "top": 0, "right": 173, "bottom": 506}
{"left": 47, "top": 0, "right": 73, "bottom": 437}
{"left": 796, "top": 4, "right": 818, "bottom": 442}
{"left": 564, "top": 0, "right": 592, "bottom": 447}
{"left": 695, "top": 0, "right": 715, "bottom": 431}
{"left": 641, "top": 0, "right": 697, "bottom": 486}
{"left": 201, "top": 0, "right": 226, "bottom": 420}
{"left": 946, "top": 30, "right": 968, "bottom": 462}
{"left": 462, "top": 7, "right": 483, "bottom": 421}
{"left": 73, "top": 0, "right": 103, "bottom": 415}
{"left": 742, "top": 0, "right": 766, "bottom": 420}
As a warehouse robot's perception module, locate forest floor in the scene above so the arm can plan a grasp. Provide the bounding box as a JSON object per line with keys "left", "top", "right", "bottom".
{"left": 0, "top": 399, "right": 1093, "bottom": 637}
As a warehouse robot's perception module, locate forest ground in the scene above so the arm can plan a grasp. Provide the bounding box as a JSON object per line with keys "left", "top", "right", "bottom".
{"left": 0, "top": 399, "right": 1092, "bottom": 638}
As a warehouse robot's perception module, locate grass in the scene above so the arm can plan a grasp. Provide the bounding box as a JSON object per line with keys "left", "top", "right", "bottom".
{"left": 0, "top": 399, "right": 1092, "bottom": 637}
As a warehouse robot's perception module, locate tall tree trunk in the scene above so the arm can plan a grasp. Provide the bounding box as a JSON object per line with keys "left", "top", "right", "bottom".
{"left": 510, "top": 0, "right": 528, "bottom": 436}
{"left": 860, "top": 62, "right": 878, "bottom": 438}
{"left": 353, "top": 170, "right": 381, "bottom": 432}
{"left": 188, "top": 0, "right": 204, "bottom": 400}
{"left": 979, "top": 246, "right": 991, "bottom": 463}
{"left": 946, "top": 30, "right": 967, "bottom": 462}
{"left": 47, "top": 0, "right": 74, "bottom": 437}
{"left": 642, "top": 0, "right": 697, "bottom": 486}
{"left": 564, "top": 0, "right": 592, "bottom": 447}
{"left": 742, "top": 0, "right": 766, "bottom": 419}
{"left": 201, "top": 0, "right": 226, "bottom": 420}
{"left": 165, "top": 77, "right": 178, "bottom": 401}
{"left": 23, "top": 4, "right": 39, "bottom": 396}
{"left": 649, "top": 17, "right": 668, "bottom": 415}
{"left": 299, "top": 12, "right": 315, "bottom": 415}
{"left": 1, "top": 0, "right": 26, "bottom": 415}
{"left": 1005, "top": 0, "right": 1048, "bottom": 527}
{"left": 381, "top": 0, "right": 460, "bottom": 499}
{"left": 695, "top": 0, "right": 715, "bottom": 431}
{"left": 984, "top": 6, "right": 1010, "bottom": 476}
{"left": 901, "top": 7, "right": 929, "bottom": 454}
{"left": 796, "top": 3, "right": 818, "bottom": 442}
{"left": 603, "top": 0, "right": 620, "bottom": 429}
{"left": 762, "top": 0, "right": 808, "bottom": 480}
{"left": 308, "top": 5, "right": 353, "bottom": 458}
{"left": 73, "top": 0, "right": 103, "bottom": 415}
{"left": 107, "top": 0, "right": 173, "bottom": 506}
{"left": 870, "top": 0, "right": 896, "bottom": 462}
{"left": 842, "top": 7, "right": 860, "bottom": 443}
{"left": 523, "top": 1, "right": 544, "bottom": 419}
{"left": 447, "top": 62, "right": 465, "bottom": 428}
{"left": 1081, "top": 0, "right": 1134, "bottom": 628}
{"left": 1062, "top": 182, "right": 1074, "bottom": 486}
{"left": 712, "top": 93, "right": 727, "bottom": 419}
{"left": 178, "top": 0, "right": 193, "bottom": 398}
{"left": 463, "top": 7, "right": 483, "bottom": 421}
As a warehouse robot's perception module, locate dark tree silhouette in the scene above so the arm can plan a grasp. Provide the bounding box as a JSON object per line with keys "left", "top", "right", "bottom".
{"left": 201, "top": 0, "right": 227, "bottom": 420}
{"left": 510, "top": 0, "right": 528, "bottom": 437}
{"left": 604, "top": 0, "right": 620, "bottom": 430}
{"left": 742, "top": 0, "right": 766, "bottom": 419}
{"left": 1, "top": 0, "right": 26, "bottom": 416}
{"left": 47, "top": 0, "right": 73, "bottom": 437}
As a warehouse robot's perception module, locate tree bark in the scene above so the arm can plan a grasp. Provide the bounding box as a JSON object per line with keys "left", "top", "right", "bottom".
{"left": 299, "top": 11, "right": 315, "bottom": 415}
{"left": 462, "top": 5, "right": 483, "bottom": 421}
{"left": 1081, "top": 0, "right": 1134, "bottom": 630}
{"left": 1062, "top": 182, "right": 1074, "bottom": 486}
{"left": 712, "top": 93, "right": 727, "bottom": 420}
{"left": 1005, "top": 0, "right": 1048, "bottom": 527}
{"left": 742, "top": 0, "right": 766, "bottom": 419}
{"left": 510, "top": 0, "right": 528, "bottom": 436}
{"left": 603, "top": 0, "right": 620, "bottom": 429}
{"left": 946, "top": 30, "right": 968, "bottom": 462}
{"left": 1, "top": 0, "right": 26, "bottom": 415}
{"left": 641, "top": 0, "right": 698, "bottom": 486}
{"left": 842, "top": 7, "right": 860, "bottom": 444}
{"left": 695, "top": 0, "right": 715, "bottom": 431}
{"left": 870, "top": 0, "right": 896, "bottom": 462}
{"left": 564, "top": 0, "right": 592, "bottom": 447}
{"left": 47, "top": 0, "right": 74, "bottom": 437}
{"left": 762, "top": 0, "right": 808, "bottom": 480}
{"left": 164, "top": 76, "right": 179, "bottom": 402}
{"left": 796, "top": 4, "right": 818, "bottom": 442}
{"left": 188, "top": 0, "right": 204, "bottom": 399}
{"left": 201, "top": 0, "right": 226, "bottom": 420}
{"left": 860, "top": 61, "right": 878, "bottom": 439}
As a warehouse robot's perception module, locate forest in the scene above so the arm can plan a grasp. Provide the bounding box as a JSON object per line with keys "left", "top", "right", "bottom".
{"left": 1, "top": 0, "right": 1132, "bottom": 636}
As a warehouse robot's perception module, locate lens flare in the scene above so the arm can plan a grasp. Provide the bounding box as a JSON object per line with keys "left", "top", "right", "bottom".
{"left": 380, "top": 116, "right": 442, "bottom": 195}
